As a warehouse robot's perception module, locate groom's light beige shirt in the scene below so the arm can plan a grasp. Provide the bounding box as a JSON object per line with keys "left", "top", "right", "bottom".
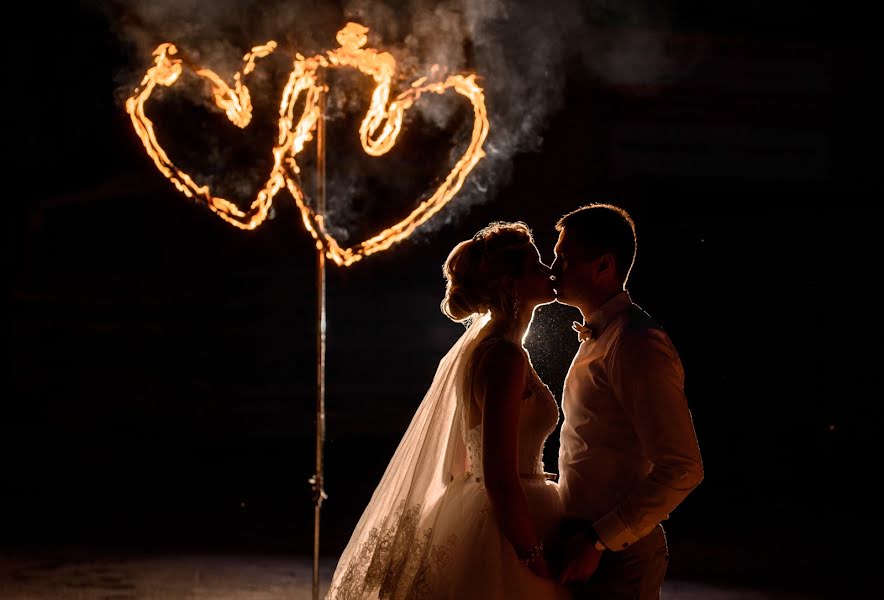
{"left": 558, "top": 291, "right": 703, "bottom": 551}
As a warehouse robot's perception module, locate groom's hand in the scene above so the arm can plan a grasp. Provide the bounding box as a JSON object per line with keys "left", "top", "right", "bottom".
{"left": 558, "top": 532, "right": 603, "bottom": 583}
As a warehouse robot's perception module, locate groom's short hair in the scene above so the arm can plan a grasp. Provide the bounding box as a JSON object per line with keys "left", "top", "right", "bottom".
{"left": 556, "top": 204, "right": 637, "bottom": 283}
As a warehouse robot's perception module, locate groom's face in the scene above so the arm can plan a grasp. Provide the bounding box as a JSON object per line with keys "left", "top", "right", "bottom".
{"left": 551, "top": 229, "right": 598, "bottom": 307}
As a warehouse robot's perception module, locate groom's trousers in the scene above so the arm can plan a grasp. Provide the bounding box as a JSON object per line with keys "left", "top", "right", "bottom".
{"left": 564, "top": 522, "right": 668, "bottom": 600}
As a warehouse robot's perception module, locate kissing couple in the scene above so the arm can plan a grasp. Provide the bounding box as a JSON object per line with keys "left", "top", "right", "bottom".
{"left": 326, "top": 203, "right": 704, "bottom": 600}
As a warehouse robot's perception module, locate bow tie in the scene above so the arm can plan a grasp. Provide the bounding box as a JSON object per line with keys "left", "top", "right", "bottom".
{"left": 572, "top": 321, "right": 596, "bottom": 343}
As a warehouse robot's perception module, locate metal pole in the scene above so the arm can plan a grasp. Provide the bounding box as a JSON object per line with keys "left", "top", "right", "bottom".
{"left": 311, "top": 70, "right": 328, "bottom": 600}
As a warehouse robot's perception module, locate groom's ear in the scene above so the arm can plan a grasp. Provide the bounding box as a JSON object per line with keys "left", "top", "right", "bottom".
{"left": 596, "top": 253, "right": 617, "bottom": 279}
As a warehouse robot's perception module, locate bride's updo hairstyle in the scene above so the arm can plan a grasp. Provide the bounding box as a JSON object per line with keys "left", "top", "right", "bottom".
{"left": 441, "top": 221, "right": 535, "bottom": 322}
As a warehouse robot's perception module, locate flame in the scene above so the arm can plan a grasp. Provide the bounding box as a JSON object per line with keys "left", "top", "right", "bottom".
{"left": 126, "top": 22, "right": 489, "bottom": 266}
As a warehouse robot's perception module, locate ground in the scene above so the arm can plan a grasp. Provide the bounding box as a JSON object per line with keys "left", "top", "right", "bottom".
{"left": 0, "top": 550, "right": 821, "bottom": 599}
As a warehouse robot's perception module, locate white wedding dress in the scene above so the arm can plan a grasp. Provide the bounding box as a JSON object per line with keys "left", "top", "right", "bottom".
{"left": 326, "top": 315, "right": 570, "bottom": 600}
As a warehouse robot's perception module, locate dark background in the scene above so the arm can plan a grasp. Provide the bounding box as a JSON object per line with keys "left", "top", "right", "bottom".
{"left": 4, "top": 1, "right": 876, "bottom": 597}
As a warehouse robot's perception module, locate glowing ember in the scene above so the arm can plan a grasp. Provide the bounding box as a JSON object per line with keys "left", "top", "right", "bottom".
{"left": 126, "top": 22, "right": 489, "bottom": 266}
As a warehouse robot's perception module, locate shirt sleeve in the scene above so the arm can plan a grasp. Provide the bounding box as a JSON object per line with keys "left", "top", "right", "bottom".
{"left": 593, "top": 328, "right": 704, "bottom": 551}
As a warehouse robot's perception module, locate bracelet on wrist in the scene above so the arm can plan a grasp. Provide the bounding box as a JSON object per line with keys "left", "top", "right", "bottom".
{"left": 517, "top": 541, "right": 544, "bottom": 566}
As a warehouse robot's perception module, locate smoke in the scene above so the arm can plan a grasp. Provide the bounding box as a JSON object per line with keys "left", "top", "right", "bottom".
{"left": 101, "top": 0, "right": 692, "bottom": 241}
{"left": 577, "top": 1, "right": 705, "bottom": 95}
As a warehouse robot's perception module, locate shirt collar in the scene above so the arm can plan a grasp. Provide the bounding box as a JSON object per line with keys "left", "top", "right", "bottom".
{"left": 573, "top": 291, "right": 632, "bottom": 342}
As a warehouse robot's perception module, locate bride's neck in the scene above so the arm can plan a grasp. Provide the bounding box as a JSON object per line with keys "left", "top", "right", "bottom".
{"left": 487, "top": 309, "right": 533, "bottom": 345}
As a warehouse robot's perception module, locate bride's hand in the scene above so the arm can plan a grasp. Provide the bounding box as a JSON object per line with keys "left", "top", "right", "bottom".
{"left": 558, "top": 533, "right": 603, "bottom": 583}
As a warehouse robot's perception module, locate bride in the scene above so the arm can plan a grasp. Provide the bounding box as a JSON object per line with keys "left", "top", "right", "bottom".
{"left": 326, "top": 222, "right": 570, "bottom": 600}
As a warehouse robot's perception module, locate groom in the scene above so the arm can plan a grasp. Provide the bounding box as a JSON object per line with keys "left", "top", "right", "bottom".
{"left": 549, "top": 204, "right": 704, "bottom": 599}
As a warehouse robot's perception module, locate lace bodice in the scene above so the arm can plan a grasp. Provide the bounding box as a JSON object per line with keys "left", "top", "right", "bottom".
{"left": 463, "top": 339, "right": 560, "bottom": 477}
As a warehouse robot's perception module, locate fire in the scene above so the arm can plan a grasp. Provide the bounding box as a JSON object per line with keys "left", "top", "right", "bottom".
{"left": 126, "top": 22, "right": 489, "bottom": 266}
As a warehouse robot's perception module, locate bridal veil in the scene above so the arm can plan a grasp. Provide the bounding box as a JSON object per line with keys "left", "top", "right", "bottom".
{"left": 326, "top": 313, "right": 491, "bottom": 599}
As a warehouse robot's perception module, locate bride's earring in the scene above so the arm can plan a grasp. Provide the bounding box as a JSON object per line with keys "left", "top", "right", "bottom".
{"left": 512, "top": 292, "right": 520, "bottom": 320}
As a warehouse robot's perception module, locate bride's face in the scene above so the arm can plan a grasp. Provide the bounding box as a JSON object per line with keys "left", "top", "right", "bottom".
{"left": 513, "top": 244, "right": 555, "bottom": 309}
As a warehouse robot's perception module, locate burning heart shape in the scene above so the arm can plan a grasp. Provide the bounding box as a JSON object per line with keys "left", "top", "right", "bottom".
{"left": 126, "top": 22, "right": 489, "bottom": 266}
